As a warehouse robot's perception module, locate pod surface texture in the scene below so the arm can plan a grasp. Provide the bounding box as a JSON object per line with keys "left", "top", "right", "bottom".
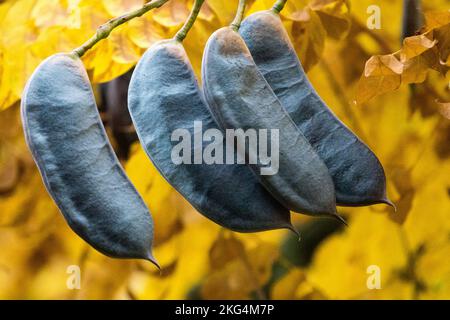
{"left": 202, "top": 28, "right": 337, "bottom": 217}
{"left": 128, "top": 40, "right": 292, "bottom": 232}
{"left": 21, "top": 53, "right": 155, "bottom": 261}
{"left": 240, "top": 11, "right": 390, "bottom": 207}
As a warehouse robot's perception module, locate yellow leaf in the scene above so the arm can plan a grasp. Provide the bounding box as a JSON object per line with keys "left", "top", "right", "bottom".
{"left": 365, "top": 54, "right": 403, "bottom": 76}
{"left": 81, "top": 37, "right": 134, "bottom": 83}
{"left": 78, "top": 1, "right": 111, "bottom": 33}
{"left": 0, "top": 0, "right": 14, "bottom": 22}
{"left": 102, "top": 0, "right": 144, "bottom": 17}
{"left": 209, "top": 232, "right": 245, "bottom": 269}
{"left": 309, "top": 0, "right": 349, "bottom": 8}
{"left": 206, "top": 0, "right": 239, "bottom": 25}
{"left": 433, "top": 23, "right": 450, "bottom": 64}
{"left": 246, "top": 0, "right": 274, "bottom": 15}
{"left": 127, "top": 14, "right": 166, "bottom": 49}
{"left": 308, "top": 210, "right": 408, "bottom": 299}
{"left": 288, "top": 8, "right": 326, "bottom": 72}
{"left": 130, "top": 222, "right": 220, "bottom": 299}
{"left": 3, "top": 46, "right": 41, "bottom": 103}
{"left": 30, "top": 26, "right": 82, "bottom": 59}
{"left": 294, "top": 281, "right": 324, "bottom": 299}
{"left": 402, "top": 54, "right": 430, "bottom": 84}
{"left": 289, "top": 7, "right": 310, "bottom": 21}
{"left": 416, "top": 240, "right": 450, "bottom": 299}
{"left": 196, "top": 1, "right": 215, "bottom": 22}
{"left": 31, "top": 0, "right": 81, "bottom": 28}
{"left": 275, "top": 0, "right": 309, "bottom": 19}
{"left": 125, "top": 144, "right": 182, "bottom": 244}
{"left": 424, "top": 10, "right": 450, "bottom": 30}
{"left": 310, "top": 0, "right": 351, "bottom": 40}
{"left": 201, "top": 258, "right": 253, "bottom": 299}
{"left": 403, "top": 155, "right": 450, "bottom": 250}
{"left": 437, "top": 101, "right": 450, "bottom": 119}
{"left": 109, "top": 27, "right": 142, "bottom": 64}
{"left": 0, "top": 154, "right": 18, "bottom": 194}
{"left": 0, "top": 0, "right": 38, "bottom": 110}
{"left": 248, "top": 242, "right": 278, "bottom": 285}
{"left": 153, "top": 0, "right": 189, "bottom": 27}
{"left": 202, "top": 233, "right": 278, "bottom": 299}
{"left": 183, "top": 18, "right": 217, "bottom": 77}
{"left": 271, "top": 268, "right": 306, "bottom": 299}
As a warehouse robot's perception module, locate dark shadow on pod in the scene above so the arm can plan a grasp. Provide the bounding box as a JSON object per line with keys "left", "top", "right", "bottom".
{"left": 202, "top": 27, "right": 338, "bottom": 218}
{"left": 21, "top": 53, "right": 157, "bottom": 264}
{"left": 128, "top": 40, "right": 294, "bottom": 233}
{"left": 240, "top": 11, "right": 392, "bottom": 207}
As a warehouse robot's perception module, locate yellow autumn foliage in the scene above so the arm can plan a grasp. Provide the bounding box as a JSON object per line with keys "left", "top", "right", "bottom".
{"left": 0, "top": 0, "right": 449, "bottom": 300}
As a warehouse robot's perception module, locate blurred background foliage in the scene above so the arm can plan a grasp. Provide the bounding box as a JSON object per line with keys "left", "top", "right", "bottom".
{"left": 0, "top": 0, "right": 449, "bottom": 299}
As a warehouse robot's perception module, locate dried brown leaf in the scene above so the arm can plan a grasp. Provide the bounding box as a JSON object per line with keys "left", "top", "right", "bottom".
{"left": 400, "top": 34, "right": 437, "bottom": 61}
{"left": 290, "top": 8, "right": 326, "bottom": 72}
{"left": 357, "top": 55, "right": 403, "bottom": 103}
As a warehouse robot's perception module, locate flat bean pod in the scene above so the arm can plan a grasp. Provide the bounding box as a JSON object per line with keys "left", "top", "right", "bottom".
{"left": 240, "top": 11, "right": 391, "bottom": 207}
{"left": 21, "top": 53, "right": 156, "bottom": 262}
{"left": 202, "top": 27, "right": 337, "bottom": 217}
{"left": 128, "top": 40, "right": 293, "bottom": 232}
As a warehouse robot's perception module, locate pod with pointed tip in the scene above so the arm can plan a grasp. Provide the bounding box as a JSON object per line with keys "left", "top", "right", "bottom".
{"left": 128, "top": 40, "right": 293, "bottom": 232}
{"left": 202, "top": 27, "right": 337, "bottom": 217}
{"left": 240, "top": 11, "right": 391, "bottom": 207}
{"left": 21, "top": 53, "right": 156, "bottom": 263}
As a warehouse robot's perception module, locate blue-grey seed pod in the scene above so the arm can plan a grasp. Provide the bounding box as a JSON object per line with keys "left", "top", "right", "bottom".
{"left": 240, "top": 11, "right": 391, "bottom": 207}
{"left": 128, "top": 40, "right": 293, "bottom": 232}
{"left": 21, "top": 53, "right": 156, "bottom": 263}
{"left": 202, "top": 27, "right": 338, "bottom": 217}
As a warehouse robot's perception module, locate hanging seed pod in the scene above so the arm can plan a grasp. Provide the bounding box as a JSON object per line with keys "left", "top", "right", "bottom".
{"left": 240, "top": 10, "right": 391, "bottom": 207}
{"left": 202, "top": 27, "right": 338, "bottom": 218}
{"left": 128, "top": 40, "right": 293, "bottom": 232}
{"left": 21, "top": 53, "right": 157, "bottom": 263}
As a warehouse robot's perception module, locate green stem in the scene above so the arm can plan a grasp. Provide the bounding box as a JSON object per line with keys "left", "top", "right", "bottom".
{"left": 231, "top": 0, "right": 247, "bottom": 31}
{"left": 272, "top": 0, "right": 287, "bottom": 13}
{"left": 174, "top": 0, "right": 205, "bottom": 42}
{"left": 72, "top": 0, "right": 169, "bottom": 58}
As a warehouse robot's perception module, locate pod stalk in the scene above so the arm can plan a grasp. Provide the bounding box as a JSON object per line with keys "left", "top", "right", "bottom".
{"left": 73, "top": 0, "right": 169, "bottom": 58}
{"left": 231, "top": 0, "right": 247, "bottom": 31}
{"left": 174, "top": 0, "right": 206, "bottom": 42}
{"left": 272, "top": 0, "right": 288, "bottom": 14}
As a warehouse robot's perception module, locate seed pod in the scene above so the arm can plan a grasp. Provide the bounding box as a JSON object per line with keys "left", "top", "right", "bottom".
{"left": 128, "top": 40, "right": 293, "bottom": 232}
{"left": 21, "top": 53, "right": 156, "bottom": 263}
{"left": 240, "top": 11, "right": 391, "bottom": 207}
{"left": 202, "top": 27, "right": 337, "bottom": 217}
